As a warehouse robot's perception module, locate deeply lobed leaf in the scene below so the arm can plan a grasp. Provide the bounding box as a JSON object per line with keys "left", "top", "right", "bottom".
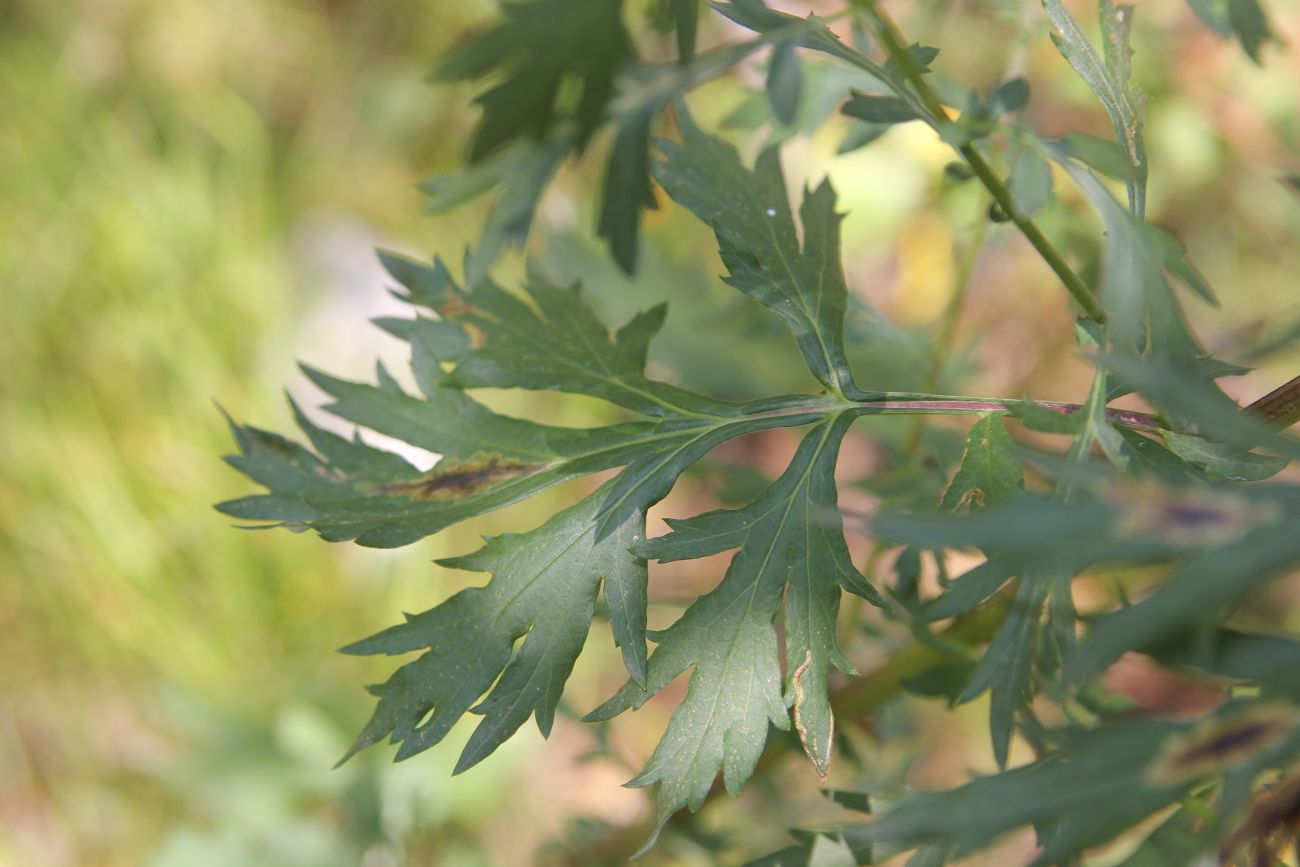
{"left": 340, "top": 488, "right": 647, "bottom": 772}
{"left": 587, "top": 414, "right": 883, "bottom": 833}
{"left": 654, "top": 107, "right": 870, "bottom": 399}
{"left": 439, "top": 0, "right": 632, "bottom": 161}
{"left": 221, "top": 117, "right": 884, "bottom": 781}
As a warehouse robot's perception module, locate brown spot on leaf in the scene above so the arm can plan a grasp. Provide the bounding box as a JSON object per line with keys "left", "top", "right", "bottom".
{"left": 790, "top": 649, "right": 831, "bottom": 781}
{"left": 1220, "top": 770, "right": 1300, "bottom": 866}
{"left": 431, "top": 295, "right": 487, "bottom": 348}
{"left": 432, "top": 293, "right": 480, "bottom": 320}
{"left": 1115, "top": 483, "right": 1280, "bottom": 547}
{"left": 312, "top": 464, "right": 348, "bottom": 483}
{"left": 380, "top": 455, "right": 541, "bottom": 500}
{"left": 1148, "top": 706, "right": 1293, "bottom": 785}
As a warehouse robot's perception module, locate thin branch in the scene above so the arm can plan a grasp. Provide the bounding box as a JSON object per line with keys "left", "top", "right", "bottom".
{"left": 852, "top": 0, "right": 1108, "bottom": 325}
{"left": 851, "top": 395, "right": 1163, "bottom": 431}
{"left": 1246, "top": 374, "right": 1300, "bottom": 429}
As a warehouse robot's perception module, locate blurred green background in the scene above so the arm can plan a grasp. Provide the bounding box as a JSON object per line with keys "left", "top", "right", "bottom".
{"left": 2, "top": 1, "right": 1299, "bottom": 865}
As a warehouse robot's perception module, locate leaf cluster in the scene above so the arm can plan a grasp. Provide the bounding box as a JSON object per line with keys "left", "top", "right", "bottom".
{"left": 220, "top": 1, "right": 1299, "bottom": 864}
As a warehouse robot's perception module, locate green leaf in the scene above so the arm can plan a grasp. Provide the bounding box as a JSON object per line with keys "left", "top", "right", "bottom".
{"left": 222, "top": 369, "right": 829, "bottom": 548}
{"left": 924, "top": 560, "right": 1012, "bottom": 622}
{"left": 380, "top": 252, "right": 729, "bottom": 415}
{"left": 222, "top": 253, "right": 853, "bottom": 549}
{"left": 598, "top": 107, "right": 658, "bottom": 274}
{"left": 218, "top": 390, "right": 603, "bottom": 547}
{"left": 1227, "top": 3, "right": 1279, "bottom": 65}
{"left": 592, "top": 407, "right": 830, "bottom": 539}
{"left": 1116, "top": 428, "right": 1206, "bottom": 482}
{"left": 226, "top": 377, "right": 842, "bottom": 551}
{"left": 883, "top": 43, "right": 940, "bottom": 82}
{"left": 769, "top": 701, "right": 1300, "bottom": 863}
{"left": 432, "top": 269, "right": 724, "bottom": 418}
{"left": 1146, "top": 225, "right": 1218, "bottom": 305}
{"left": 339, "top": 486, "right": 647, "bottom": 771}
{"left": 942, "top": 161, "right": 975, "bottom": 182}
{"left": 831, "top": 703, "right": 1300, "bottom": 865}
{"left": 1187, "top": 0, "right": 1277, "bottom": 63}
{"left": 901, "top": 659, "right": 978, "bottom": 703}
{"left": 1043, "top": 0, "right": 1148, "bottom": 213}
{"left": 1113, "top": 804, "right": 1216, "bottom": 867}
{"left": 712, "top": 0, "right": 898, "bottom": 104}
{"left": 420, "top": 136, "right": 570, "bottom": 285}
{"left": 1057, "top": 131, "right": 1138, "bottom": 181}
{"left": 222, "top": 252, "right": 888, "bottom": 789}
{"left": 961, "top": 579, "right": 1047, "bottom": 767}
{"left": 377, "top": 249, "right": 459, "bottom": 310}
{"left": 1144, "top": 626, "right": 1300, "bottom": 700}
{"left": 1099, "top": 354, "right": 1300, "bottom": 460}
{"left": 654, "top": 108, "right": 869, "bottom": 398}
{"left": 838, "top": 718, "right": 1194, "bottom": 862}
{"left": 1163, "top": 431, "right": 1289, "bottom": 481}
{"left": 372, "top": 316, "right": 470, "bottom": 385}
{"left": 602, "top": 0, "right": 868, "bottom": 276}
{"left": 806, "top": 836, "right": 857, "bottom": 867}
{"left": 297, "top": 362, "right": 575, "bottom": 463}
{"left": 928, "top": 415, "right": 1061, "bottom": 768}
{"left": 824, "top": 788, "right": 874, "bottom": 813}
{"left": 939, "top": 414, "right": 1024, "bottom": 511}
{"left": 669, "top": 0, "right": 699, "bottom": 63}
{"left": 767, "top": 43, "right": 805, "bottom": 125}
{"left": 746, "top": 835, "right": 859, "bottom": 867}
{"left": 841, "top": 92, "right": 921, "bottom": 124}
{"left": 990, "top": 77, "right": 1030, "bottom": 114}
{"left": 904, "top": 844, "right": 951, "bottom": 867}
{"left": 588, "top": 415, "right": 882, "bottom": 831}
{"left": 876, "top": 497, "right": 1116, "bottom": 567}
{"left": 438, "top": 0, "right": 633, "bottom": 160}
{"left": 838, "top": 121, "right": 891, "bottom": 154}
{"left": 1067, "top": 519, "right": 1300, "bottom": 685}
{"left": 1008, "top": 148, "right": 1054, "bottom": 216}
{"left": 216, "top": 402, "right": 418, "bottom": 527}
{"left": 1050, "top": 149, "right": 1199, "bottom": 358}
{"left": 417, "top": 153, "right": 512, "bottom": 212}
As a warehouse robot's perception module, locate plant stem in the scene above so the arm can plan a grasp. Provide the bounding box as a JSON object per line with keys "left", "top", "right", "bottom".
{"left": 1246, "top": 374, "right": 1300, "bottom": 429}
{"left": 961, "top": 148, "right": 1106, "bottom": 322}
{"left": 854, "top": 0, "right": 1108, "bottom": 325}
{"left": 852, "top": 396, "right": 1162, "bottom": 431}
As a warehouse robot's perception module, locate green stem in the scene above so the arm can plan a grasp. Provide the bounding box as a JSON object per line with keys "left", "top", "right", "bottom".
{"left": 854, "top": 0, "right": 1107, "bottom": 325}
{"left": 962, "top": 148, "right": 1106, "bottom": 323}
{"left": 845, "top": 395, "right": 1162, "bottom": 431}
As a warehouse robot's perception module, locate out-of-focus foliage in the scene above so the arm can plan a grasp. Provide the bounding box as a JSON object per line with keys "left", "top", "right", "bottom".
{"left": 7, "top": 1, "right": 1300, "bottom": 866}
{"left": 0, "top": 1, "right": 590, "bottom": 865}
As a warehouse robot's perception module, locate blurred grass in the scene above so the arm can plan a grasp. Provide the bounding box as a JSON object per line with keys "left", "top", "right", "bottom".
{"left": 0, "top": 2, "right": 551, "bottom": 865}
{"left": 2, "top": 1, "right": 1299, "bottom": 866}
